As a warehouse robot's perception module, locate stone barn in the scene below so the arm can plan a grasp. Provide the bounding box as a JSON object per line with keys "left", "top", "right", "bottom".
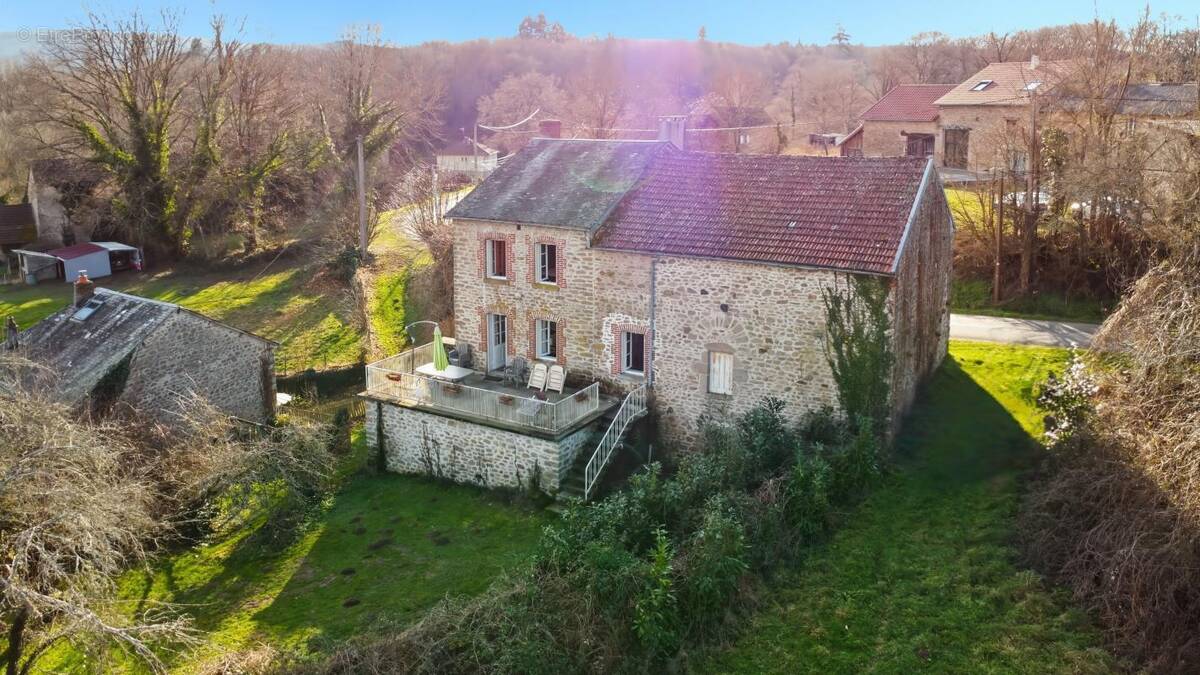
{"left": 363, "top": 130, "right": 953, "bottom": 499}
{"left": 14, "top": 280, "right": 277, "bottom": 425}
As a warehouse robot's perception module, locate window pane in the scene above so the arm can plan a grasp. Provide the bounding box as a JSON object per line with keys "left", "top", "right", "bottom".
{"left": 494, "top": 240, "right": 506, "bottom": 277}
{"left": 544, "top": 245, "right": 556, "bottom": 283}
{"left": 537, "top": 319, "right": 557, "bottom": 358}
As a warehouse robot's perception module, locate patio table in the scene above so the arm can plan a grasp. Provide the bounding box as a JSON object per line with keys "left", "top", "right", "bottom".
{"left": 415, "top": 363, "right": 473, "bottom": 382}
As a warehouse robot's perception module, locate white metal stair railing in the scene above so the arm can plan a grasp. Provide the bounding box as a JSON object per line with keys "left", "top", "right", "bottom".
{"left": 583, "top": 384, "right": 647, "bottom": 501}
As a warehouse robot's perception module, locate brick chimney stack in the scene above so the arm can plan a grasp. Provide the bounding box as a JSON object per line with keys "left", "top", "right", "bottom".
{"left": 73, "top": 271, "right": 95, "bottom": 308}
{"left": 538, "top": 119, "right": 562, "bottom": 138}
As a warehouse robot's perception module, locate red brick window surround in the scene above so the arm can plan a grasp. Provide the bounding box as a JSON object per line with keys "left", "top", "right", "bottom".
{"left": 527, "top": 236, "right": 566, "bottom": 287}
{"left": 610, "top": 324, "right": 651, "bottom": 375}
{"left": 476, "top": 307, "right": 517, "bottom": 357}
{"left": 477, "top": 232, "right": 516, "bottom": 282}
{"left": 529, "top": 316, "right": 566, "bottom": 365}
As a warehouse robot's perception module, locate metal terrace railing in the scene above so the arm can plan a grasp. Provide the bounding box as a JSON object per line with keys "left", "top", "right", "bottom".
{"left": 365, "top": 342, "right": 601, "bottom": 434}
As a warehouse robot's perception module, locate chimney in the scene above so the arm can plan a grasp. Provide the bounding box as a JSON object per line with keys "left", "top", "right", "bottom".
{"left": 657, "top": 115, "right": 687, "bottom": 150}
{"left": 73, "top": 270, "right": 95, "bottom": 308}
{"left": 538, "top": 119, "right": 562, "bottom": 139}
{"left": 1030, "top": 54, "right": 1040, "bottom": 70}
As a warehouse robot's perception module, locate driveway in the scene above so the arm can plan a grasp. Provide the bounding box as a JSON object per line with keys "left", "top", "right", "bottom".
{"left": 950, "top": 313, "right": 1100, "bottom": 348}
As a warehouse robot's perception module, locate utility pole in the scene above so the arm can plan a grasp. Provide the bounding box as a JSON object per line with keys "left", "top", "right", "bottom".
{"left": 995, "top": 171, "right": 1005, "bottom": 304}
{"left": 356, "top": 135, "right": 367, "bottom": 255}
{"left": 1020, "top": 87, "right": 1040, "bottom": 296}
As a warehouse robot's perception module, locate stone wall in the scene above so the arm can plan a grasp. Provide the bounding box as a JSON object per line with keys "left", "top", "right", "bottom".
{"left": 860, "top": 120, "right": 939, "bottom": 158}
{"left": 649, "top": 257, "right": 841, "bottom": 444}
{"left": 365, "top": 400, "right": 591, "bottom": 491}
{"left": 935, "top": 105, "right": 1027, "bottom": 171}
{"left": 888, "top": 168, "right": 954, "bottom": 429}
{"left": 121, "top": 310, "right": 276, "bottom": 425}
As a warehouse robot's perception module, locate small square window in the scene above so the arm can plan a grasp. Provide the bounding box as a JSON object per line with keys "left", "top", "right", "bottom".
{"left": 970, "top": 80, "right": 993, "bottom": 92}
{"left": 536, "top": 243, "right": 558, "bottom": 284}
{"left": 708, "top": 351, "right": 733, "bottom": 395}
{"left": 622, "top": 331, "right": 645, "bottom": 374}
{"left": 485, "top": 239, "right": 507, "bottom": 279}
{"left": 536, "top": 319, "right": 557, "bottom": 360}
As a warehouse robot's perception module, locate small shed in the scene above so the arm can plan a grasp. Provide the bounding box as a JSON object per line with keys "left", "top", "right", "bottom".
{"left": 12, "top": 241, "right": 142, "bottom": 284}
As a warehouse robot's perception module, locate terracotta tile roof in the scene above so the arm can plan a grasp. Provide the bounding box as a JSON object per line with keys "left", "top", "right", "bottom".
{"left": 935, "top": 60, "right": 1073, "bottom": 107}
{"left": 594, "top": 149, "right": 933, "bottom": 275}
{"left": 860, "top": 84, "right": 957, "bottom": 122}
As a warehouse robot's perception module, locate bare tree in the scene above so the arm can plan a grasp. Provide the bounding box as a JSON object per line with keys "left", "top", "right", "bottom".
{"left": 570, "top": 39, "right": 628, "bottom": 139}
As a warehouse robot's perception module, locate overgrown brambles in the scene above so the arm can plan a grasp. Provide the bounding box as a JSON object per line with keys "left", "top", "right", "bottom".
{"left": 821, "top": 275, "right": 894, "bottom": 440}
{"left": 1022, "top": 239, "right": 1200, "bottom": 671}
{"left": 299, "top": 399, "right": 883, "bottom": 674}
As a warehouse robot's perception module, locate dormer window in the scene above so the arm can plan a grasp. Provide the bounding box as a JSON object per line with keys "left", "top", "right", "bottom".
{"left": 970, "top": 80, "right": 993, "bottom": 92}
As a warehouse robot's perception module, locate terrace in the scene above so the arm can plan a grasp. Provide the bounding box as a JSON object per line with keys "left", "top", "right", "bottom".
{"left": 364, "top": 340, "right": 617, "bottom": 437}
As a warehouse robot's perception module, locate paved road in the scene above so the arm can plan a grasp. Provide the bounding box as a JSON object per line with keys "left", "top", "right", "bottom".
{"left": 950, "top": 313, "right": 1100, "bottom": 348}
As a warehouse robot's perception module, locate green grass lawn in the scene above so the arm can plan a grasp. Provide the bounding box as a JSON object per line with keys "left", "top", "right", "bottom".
{"left": 702, "top": 341, "right": 1117, "bottom": 674}
{"left": 951, "top": 279, "right": 1109, "bottom": 324}
{"left": 43, "top": 469, "right": 547, "bottom": 672}
{"left": 0, "top": 264, "right": 363, "bottom": 373}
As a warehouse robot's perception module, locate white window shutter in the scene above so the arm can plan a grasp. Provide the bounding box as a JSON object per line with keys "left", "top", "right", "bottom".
{"left": 709, "top": 351, "right": 733, "bottom": 394}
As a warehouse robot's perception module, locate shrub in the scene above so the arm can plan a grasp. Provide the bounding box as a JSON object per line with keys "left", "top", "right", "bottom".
{"left": 1035, "top": 351, "right": 1097, "bottom": 449}
{"left": 787, "top": 454, "right": 834, "bottom": 541}
{"left": 676, "top": 497, "right": 749, "bottom": 638}
{"left": 633, "top": 528, "right": 680, "bottom": 656}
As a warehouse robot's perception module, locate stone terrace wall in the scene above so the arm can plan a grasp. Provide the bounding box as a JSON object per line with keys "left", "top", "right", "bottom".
{"left": 365, "top": 400, "right": 591, "bottom": 491}
{"left": 121, "top": 310, "right": 276, "bottom": 424}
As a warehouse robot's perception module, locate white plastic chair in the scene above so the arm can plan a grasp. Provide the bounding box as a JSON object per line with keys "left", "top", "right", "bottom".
{"left": 546, "top": 364, "right": 566, "bottom": 394}
{"left": 527, "top": 362, "right": 548, "bottom": 391}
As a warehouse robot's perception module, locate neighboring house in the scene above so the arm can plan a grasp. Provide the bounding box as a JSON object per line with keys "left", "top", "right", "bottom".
{"left": 436, "top": 137, "right": 500, "bottom": 179}
{"left": 363, "top": 124, "right": 954, "bottom": 499}
{"left": 13, "top": 241, "right": 142, "bottom": 283}
{"left": 0, "top": 203, "right": 37, "bottom": 253}
{"left": 687, "top": 96, "right": 779, "bottom": 153}
{"left": 840, "top": 84, "right": 957, "bottom": 158}
{"left": 15, "top": 279, "right": 277, "bottom": 425}
{"left": 932, "top": 59, "right": 1072, "bottom": 179}
{"left": 26, "top": 158, "right": 106, "bottom": 247}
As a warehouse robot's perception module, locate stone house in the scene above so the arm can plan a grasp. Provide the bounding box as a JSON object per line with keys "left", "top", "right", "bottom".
{"left": 932, "top": 59, "right": 1073, "bottom": 180}
{"left": 839, "top": 84, "right": 956, "bottom": 159}
{"left": 436, "top": 137, "right": 500, "bottom": 180}
{"left": 14, "top": 279, "right": 276, "bottom": 425}
{"left": 363, "top": 128, "right": 954, "bottom": 499}
{"left": 26, "top": 159, "right": 107, "bottom": 247}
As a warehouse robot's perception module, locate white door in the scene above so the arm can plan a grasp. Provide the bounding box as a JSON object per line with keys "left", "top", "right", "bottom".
{"left": 487, "top": 313, "right": 507, "bottom": 371}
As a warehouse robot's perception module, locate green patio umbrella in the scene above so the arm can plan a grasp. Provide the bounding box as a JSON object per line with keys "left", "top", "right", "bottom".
{"left": 432, "top": 324, "right": 450, "bottom": 372}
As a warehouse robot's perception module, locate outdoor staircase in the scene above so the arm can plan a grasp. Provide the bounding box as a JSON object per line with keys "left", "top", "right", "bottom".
{"left": 558, "top": 384, "right": 647, "bottom": 502}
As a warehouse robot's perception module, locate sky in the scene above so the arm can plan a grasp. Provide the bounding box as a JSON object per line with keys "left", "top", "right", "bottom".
{"left": 3, "top": 0, "right": 1197, "bottom": 47}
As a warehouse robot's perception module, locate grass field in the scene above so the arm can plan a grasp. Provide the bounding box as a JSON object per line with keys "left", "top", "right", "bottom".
{"left": 43, "top": 464, "right": 547, "bottom": 672}
{"left": 0, "top": 264, "right": 364, "bottom": 373}
{"left": 702, "top": 341, "right": 1116, "bottom": 673}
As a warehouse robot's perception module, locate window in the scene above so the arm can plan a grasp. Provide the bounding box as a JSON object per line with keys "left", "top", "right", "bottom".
{"left": 622, "top": 331, "right": 645, "bottom": 374}
{"left": 943, "top": 128, "right": 970, "bottom": 169}
{"left": 970, "top": 79, "right": 993, "bottom": 92}
{"left": 485, "top": 239, "right": 507, "bottom": 279}
{"left": 536, "top": 319, "right": 557, "bottom": 360}
{"left": 708, "top": 351, "right": 733, "bottom": 395}
{"left": 536, "top": 243, "right": 558, "bottom": 284}
{"left": 904, "top": 133, "right": 935, "bottom": 158}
